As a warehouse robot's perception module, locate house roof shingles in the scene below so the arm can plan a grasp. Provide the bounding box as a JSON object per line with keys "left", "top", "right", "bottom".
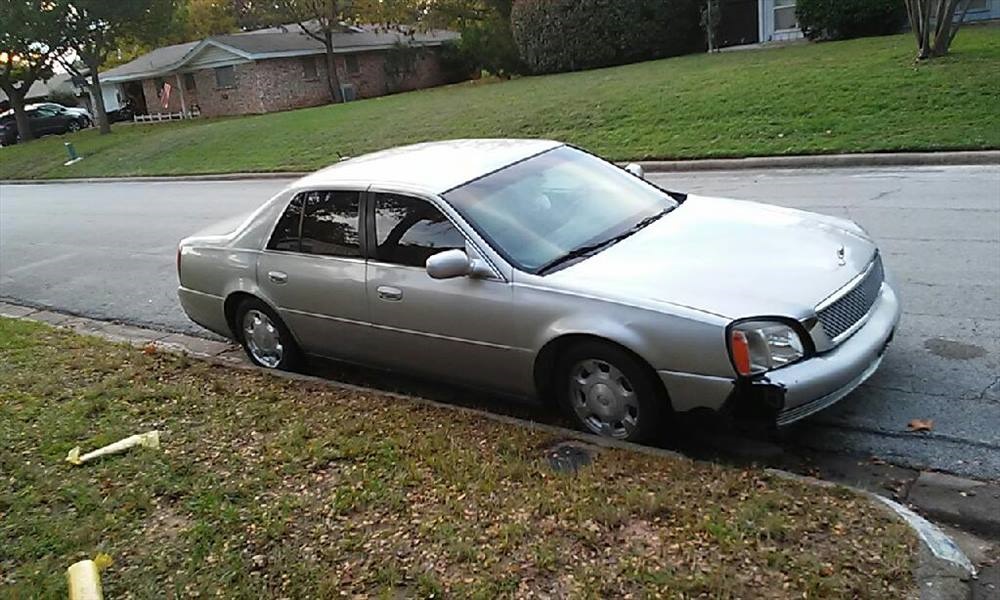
{"left": 101, "top": 41, "right": 200, "bottom": 82}
{"left": 100, "top": 26, "right": 458, "bottom": 83}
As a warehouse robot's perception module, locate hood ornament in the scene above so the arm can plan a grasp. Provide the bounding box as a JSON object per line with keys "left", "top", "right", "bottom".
{"left": 836, "top": 245, "right": 846, "bottom": 266}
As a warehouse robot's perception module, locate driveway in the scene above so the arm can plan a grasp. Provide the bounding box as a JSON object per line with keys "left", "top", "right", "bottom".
{"left": 1, "top": 166, "right": 998, "bottom": 479}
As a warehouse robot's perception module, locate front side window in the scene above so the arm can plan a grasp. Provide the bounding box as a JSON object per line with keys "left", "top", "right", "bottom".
{"left": 267, "top": 194, "right": 304, "bottom": 252}
{"left": 444, "top": 146, "right": 675, "bottom": 273}
{"left": 300, "top": 191, "right": 361, "bottom": 257}
{"left": 374, "top": 194, "right": 465, "bottom": 267}
{"left": 215, "top": 65, "right": 236, "bottom": 88}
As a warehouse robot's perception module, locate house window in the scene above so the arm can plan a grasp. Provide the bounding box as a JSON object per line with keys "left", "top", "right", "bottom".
{"left": 183, "top": 73, "right": 196, "bottom": 91}
{"left": 154, "top": 77, "right": 166, "bottom": 97}
{"left": 345, "top": 54, "right": 360, "bottom": 76}
{"left": 214, "top": 65, "right": 235, "bottom": 88}
{"left": 302, "top": 56, "right": 318, "bottom": 80}
{"left": 968, "top": 0, "right": 989, "bottom": 10}
{"left": 774, "top": 0, "right": 798, "bottom": 31}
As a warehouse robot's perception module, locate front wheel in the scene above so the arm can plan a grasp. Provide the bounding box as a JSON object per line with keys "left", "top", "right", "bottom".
{"left": 235, "top": 299, "right": 302, "bottom": 371}
{"left": 556, "top": 341, "right": 667, "bottom": 443}
{"left": 67, "top": 120, "right": 81, "bottom": 133}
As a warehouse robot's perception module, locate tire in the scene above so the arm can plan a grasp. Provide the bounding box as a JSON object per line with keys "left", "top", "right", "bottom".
{"left": 67, "top": 120, "right": 81, "bottom": 133}
{"left": 234, "top": 298, "right": 303, "bottom": 371}
{"left": 555, "top": 341, "right": 667, "bottom": 443}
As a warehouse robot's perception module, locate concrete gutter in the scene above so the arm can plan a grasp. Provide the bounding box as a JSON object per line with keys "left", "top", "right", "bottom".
{"left": 1, "top": 151, "right": 998, "bottom": 185}
{"left": 0, "top": 299, "right": 984, "bottom": 598}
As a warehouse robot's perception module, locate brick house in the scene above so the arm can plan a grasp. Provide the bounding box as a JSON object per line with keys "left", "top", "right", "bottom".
{"left": 100, "top": 25, "right": 459, "bottom": 118}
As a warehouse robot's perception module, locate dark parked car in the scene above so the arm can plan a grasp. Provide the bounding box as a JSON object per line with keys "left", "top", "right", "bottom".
{"left": 0, "top": 104, "right": 90, "bottom": 145}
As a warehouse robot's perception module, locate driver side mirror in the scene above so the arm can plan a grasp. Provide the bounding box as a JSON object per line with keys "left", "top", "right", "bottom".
{"left": 624, "top": 163, "right": 645, "bottom": 179}
{"left": 426, "top": 249, "right": 493, "bottom": 280}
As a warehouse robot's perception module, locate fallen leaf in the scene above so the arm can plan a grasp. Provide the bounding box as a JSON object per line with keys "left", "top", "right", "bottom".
{"left": 907, "top": 419, "right": 934, "bottom": 432}
{"left": 142, "top": 343, "right": 158, "bottom": 355}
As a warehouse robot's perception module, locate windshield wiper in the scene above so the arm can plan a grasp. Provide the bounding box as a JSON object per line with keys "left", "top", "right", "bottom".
{"left": 536, "top": 208, "right": 672, "bottom": 275}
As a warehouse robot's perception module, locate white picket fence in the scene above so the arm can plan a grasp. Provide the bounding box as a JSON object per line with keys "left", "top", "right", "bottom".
{"left": 133, "top": 107, "right": 201, "bottom": 123}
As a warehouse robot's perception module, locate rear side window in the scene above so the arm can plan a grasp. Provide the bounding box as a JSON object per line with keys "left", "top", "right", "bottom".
{"left": 300, "top": 190, "right": 362, "bottom": 257}
{"left": 267, "top": 195, "right": 304, "bottom": 251}
{"left": 373, "top": 193, "right": 465, "bottom": 267}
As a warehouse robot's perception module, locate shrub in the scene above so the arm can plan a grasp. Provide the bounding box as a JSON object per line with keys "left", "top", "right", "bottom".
{"left": 796, "top": 0, "right": 907, "bottom": 41}
{"left": 457, "top": 14, "right": 525, "bottom": 77}
{"left": 510, "top": 0, "right": 704, "bottom": 74}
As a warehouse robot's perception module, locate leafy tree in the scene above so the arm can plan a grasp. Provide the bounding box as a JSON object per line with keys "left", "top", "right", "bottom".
{"left": 181, "top": 0, "right": 239, "bottom": 39}
{"left": 0, "top": 1, "right": 63, "bottom": 143}
{"left": 904, "top": 0, "right": 976, "bottom": 59}
{"left": 437, "top": 0, "right": 523, "bottom": 76}
{"left": 55, "top": 0, "right": 178, "bottom": 134}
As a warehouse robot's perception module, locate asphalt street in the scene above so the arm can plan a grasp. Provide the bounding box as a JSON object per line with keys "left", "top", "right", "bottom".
{"left": 1, "top": 166, "right": 998, "bottom": 480}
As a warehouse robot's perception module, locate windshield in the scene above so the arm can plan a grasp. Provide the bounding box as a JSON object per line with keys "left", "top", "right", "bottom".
{"left": 444, "top": 146, "right": 677, "bottom": 273}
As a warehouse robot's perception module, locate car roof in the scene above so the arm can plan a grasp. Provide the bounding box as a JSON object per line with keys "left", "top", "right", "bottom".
{"left": 291, "top": 139, "right": 564, "bottom": 195}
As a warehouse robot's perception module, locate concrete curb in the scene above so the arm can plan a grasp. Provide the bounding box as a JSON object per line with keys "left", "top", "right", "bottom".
{"left": 766, "top": 469, "right": 977, "bottom": 599}
{"left": 635, "top": 150, "right": 1000, "bottom": 172}
{"left": 0, "top": 300, "right": 981, "bottom": 599}
{"left": 1, "top": 151, "right": 998, "bottom": 185}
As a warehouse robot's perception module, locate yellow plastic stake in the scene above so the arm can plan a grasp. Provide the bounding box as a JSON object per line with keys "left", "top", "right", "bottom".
{"left": 66, "top": 559, "right": 103, "bottom": 600}
{"left": 66, "top": 431, "right": 160, "bottom": 466}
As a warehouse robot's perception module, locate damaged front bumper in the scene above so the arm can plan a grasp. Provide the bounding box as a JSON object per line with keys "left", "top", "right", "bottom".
{"left": 726, "top": 282, "right": 901, "bottom": 425}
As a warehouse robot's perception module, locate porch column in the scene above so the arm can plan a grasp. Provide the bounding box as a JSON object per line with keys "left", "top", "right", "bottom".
{"left": 175, "top": 72, "right": 188, "bottom": 116}
{"left": 758, "top": 0, "right": 766, "bottom": 43}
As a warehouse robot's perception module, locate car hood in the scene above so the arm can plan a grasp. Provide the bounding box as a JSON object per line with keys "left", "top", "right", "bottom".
{"left": 545, "top": 195, "right": 877, "bottom": 320}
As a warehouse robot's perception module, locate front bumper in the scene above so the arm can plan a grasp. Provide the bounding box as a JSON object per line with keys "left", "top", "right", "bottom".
{"left": 658, "top": 283, "right": 901, "bottom": 420}
{"left": 736, "top": 282, "right": 901, "bottom": 425}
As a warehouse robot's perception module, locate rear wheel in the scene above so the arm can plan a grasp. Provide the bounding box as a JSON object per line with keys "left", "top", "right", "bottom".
{"left": 235, "top": 299, "right": 302, "bottom": 371}
{"left": 556, "top": 341, "right": 666, "bottom": 443}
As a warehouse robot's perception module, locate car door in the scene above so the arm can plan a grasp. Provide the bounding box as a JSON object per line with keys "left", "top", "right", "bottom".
{"left": 365, "top": 191, "right": 520, "bottom": 393}
{"left": 29, "top": 107, "right": 60, "bottom": 134}
{"left": 256, "top": 189, "right": 372, "bottom": 360}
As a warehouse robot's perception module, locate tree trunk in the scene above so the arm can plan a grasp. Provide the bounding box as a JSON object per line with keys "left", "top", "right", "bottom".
{"left": 907, "top": 0, "right": 971, "bottom": 59}
{"left": 324, "top": 34, "right": 342, "bottom": 104}
{"left": 3, "top": 85, "right": 34, "bottom": 143}
{"left": 85, "top": 57, "right": 111, "bottom": 134}
{"left": 919, "top": 0, "right": 933, "bottom": 59}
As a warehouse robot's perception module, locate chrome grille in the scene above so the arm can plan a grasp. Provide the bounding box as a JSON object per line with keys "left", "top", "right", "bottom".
{"left": 817, "top": 255, "right": 884, "bottom": 341}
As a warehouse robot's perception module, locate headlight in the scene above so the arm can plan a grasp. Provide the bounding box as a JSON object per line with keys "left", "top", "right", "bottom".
{"left": 728, "top": 320, "right": 806, "bottom": 376}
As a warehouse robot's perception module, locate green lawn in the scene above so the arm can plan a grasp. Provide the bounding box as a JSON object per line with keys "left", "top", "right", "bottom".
{"left": 0, "top": 317, "right": 916, "bottom": 598}
{"left": 1, "top": 25, "right": 998, "bottom": 179}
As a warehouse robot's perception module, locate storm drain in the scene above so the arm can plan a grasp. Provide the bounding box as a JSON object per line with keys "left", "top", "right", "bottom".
{"left": 545, "top": 441, "right": 597, "bottom": 474}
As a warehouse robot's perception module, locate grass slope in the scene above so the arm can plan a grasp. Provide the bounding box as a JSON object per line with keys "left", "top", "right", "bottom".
{"left": 0, "top": 25, "right": 997, "bottom": 180}
{"left": 0, "top": 318, "right": 918, "bottom": 598}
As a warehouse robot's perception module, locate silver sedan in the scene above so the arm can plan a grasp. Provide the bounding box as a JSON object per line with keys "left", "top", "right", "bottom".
{"left": 177, "top": 139, "right": 900, "bottom": 442}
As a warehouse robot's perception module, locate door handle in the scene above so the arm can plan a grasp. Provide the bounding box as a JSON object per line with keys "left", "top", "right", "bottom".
{"left": 267, "top": 271, "right": 288, "bottom": 284}
{"left": 377, "top": 286, "right": 403, "bottom": 301}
